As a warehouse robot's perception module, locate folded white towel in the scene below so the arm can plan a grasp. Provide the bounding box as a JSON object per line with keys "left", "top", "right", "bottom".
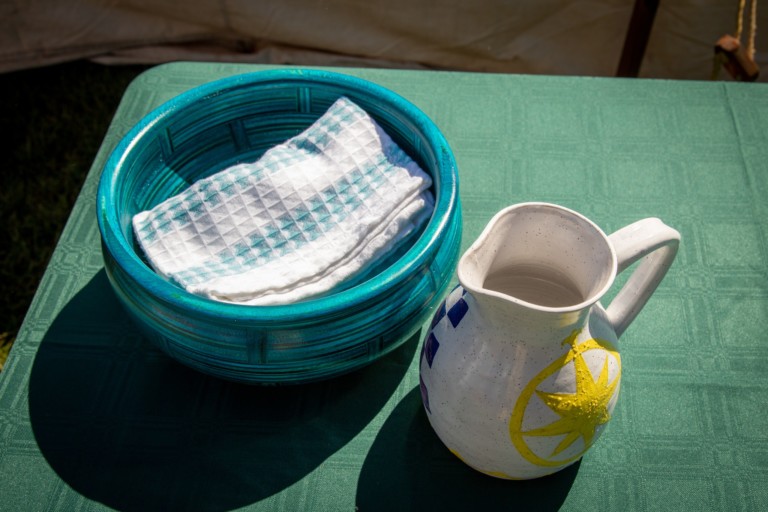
{"left": 132, "top": 97, "right": 434, "bottom": 305}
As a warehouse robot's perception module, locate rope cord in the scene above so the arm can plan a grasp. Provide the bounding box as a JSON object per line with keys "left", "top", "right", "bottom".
{"left": 712, "top": 0, "right": 759, "bottom": 79}
{"left": 747, "top": 0, "right": 757, "bottom": 59}
{"left": 736, "top": 0, "right": 758, "bottom": 59}
{"left": 736, "top": 0, "right": 746, "bottom": 40}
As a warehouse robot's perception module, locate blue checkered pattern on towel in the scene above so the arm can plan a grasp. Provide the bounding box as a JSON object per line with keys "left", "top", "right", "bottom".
{"left": 132, "top": 96, "right": 434, "bottom": 305}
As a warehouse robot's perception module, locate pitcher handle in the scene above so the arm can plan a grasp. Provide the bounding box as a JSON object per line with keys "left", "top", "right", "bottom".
{"left": 605, "top": 218, "right": 680, "bottom": 338}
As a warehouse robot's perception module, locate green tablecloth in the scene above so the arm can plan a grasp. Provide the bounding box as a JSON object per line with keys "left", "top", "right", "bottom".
{"left": 1, "top": 63, "right": 766, "bottom": 511}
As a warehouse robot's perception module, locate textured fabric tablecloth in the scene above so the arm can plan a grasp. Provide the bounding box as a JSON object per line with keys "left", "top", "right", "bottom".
{"left": 1, "top": 63, "right": 766, "bottom": 511}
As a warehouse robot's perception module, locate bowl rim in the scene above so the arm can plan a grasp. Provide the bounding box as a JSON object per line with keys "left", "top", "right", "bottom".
{"left": 97, "top": 68, "right": 459, "bottom": 323}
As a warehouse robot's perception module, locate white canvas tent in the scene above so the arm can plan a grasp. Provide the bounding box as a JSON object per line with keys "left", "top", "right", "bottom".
{"left": 1, "top": 0, "right": 765, "bottom": 81}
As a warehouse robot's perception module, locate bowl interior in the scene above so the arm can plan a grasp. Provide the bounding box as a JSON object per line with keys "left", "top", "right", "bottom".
{"left": 103, "top": 70, "right": 455, "bottom": 312}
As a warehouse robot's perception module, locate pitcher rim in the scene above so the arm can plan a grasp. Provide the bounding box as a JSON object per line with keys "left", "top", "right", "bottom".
{"left": 457, "top": 202, "right": 619, "bottom": 314}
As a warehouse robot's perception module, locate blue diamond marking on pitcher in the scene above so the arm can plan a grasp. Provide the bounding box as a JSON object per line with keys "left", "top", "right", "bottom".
{"left": 430, "top": 301, "right": 447, "bottom": 329}
{"left": 447, "top": 297, "right": 469, "bottom": 328}
{"left": 420, "top": 374, "right": 431, "bottom": 414}
{"left": 424, "top": 332, "right": 440, "bottom": 368}
{"left": 422, "top": 288, "right": 470, "bottom": 369}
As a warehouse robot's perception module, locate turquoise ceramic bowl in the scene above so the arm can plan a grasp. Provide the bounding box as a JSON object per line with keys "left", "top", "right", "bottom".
{"left": 97, "top": 69, "right": 461, "bottom": 384}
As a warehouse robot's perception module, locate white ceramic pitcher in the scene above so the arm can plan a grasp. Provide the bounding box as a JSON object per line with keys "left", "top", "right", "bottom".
{"left": 419, "top": 202, "right": 680, "bottom": 479}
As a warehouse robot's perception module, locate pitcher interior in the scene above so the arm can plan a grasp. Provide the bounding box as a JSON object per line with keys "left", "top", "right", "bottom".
{"left": 468, "top": 204, "right": 616, "bottom": 309}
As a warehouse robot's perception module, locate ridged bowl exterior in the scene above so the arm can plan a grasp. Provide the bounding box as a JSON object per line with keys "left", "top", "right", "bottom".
{"left": 97, "top": 69, "right": 461, "bottom": 384}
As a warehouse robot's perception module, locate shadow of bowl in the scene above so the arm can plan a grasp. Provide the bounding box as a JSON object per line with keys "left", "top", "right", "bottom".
{"left": 29, "top": 270, "right": 417, "bottom": 511}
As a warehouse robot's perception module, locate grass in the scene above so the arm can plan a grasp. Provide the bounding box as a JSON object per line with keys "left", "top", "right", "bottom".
{"left": 0, "top": 60, "right": 149, "bottom": 370}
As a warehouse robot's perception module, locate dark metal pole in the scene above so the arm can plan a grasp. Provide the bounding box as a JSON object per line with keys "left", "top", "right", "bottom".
{"left": 617, "top": 0, "right": 660, "bottom": 77}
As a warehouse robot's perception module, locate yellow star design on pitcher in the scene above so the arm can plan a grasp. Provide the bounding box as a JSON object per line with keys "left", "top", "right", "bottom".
{"left": 523, "top": 339, "right": 619, "bottom": 457}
